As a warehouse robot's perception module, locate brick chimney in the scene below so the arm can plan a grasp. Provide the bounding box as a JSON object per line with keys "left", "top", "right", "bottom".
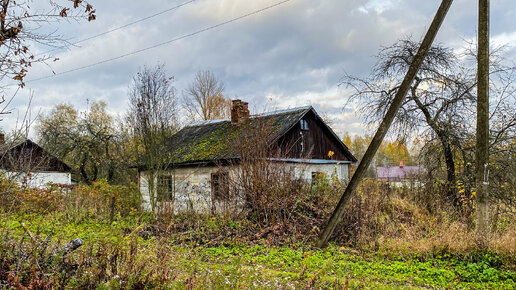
{"left": 399, "top": 161, "right": 404, "bottom": 168}
{"left": 231, "top": 99, "right": 250, "bottom": 124}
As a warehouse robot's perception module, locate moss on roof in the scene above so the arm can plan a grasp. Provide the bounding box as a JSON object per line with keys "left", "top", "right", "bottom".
{"left": 165, "top": 106, "right": 312, "bottom": 165}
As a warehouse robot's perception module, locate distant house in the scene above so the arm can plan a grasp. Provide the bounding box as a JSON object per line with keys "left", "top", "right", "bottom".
{"left": 0, "top": 137, "right": 72, "bottom": 188}
{"left": 136, "top": 100, "right": 357, "bottom": 213}
{"left": 376, "top": 161, "right": 424, "bottom": 186}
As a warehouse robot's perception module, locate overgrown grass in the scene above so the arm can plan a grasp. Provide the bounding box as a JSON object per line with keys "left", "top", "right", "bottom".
{"left": 0, "top": 177, "right": 515, "bottom": 288}
{"left": 1, "top": 212, "right": 515, "bottom": 289}
{"left": 0, "top": 206, "right": 515, "bottom": 288}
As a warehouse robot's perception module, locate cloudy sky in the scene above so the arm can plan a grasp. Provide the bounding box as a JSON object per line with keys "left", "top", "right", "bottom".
{"left": 3, "top": 0, "right": 516, "bottom": 138}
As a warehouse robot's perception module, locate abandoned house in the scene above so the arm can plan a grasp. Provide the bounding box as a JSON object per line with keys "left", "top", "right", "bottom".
{"left": 137, "top": 100, "right": 357, "bottom": 213}
{"left": 0, "top": 137, "right": 72, "bottom": 188}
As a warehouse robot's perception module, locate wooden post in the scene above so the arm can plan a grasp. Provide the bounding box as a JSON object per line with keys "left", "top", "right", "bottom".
{"left": 317, "top": 0, "right": 454, "bottom": 248}
{"left": 476, "top": 0, "right": 490, "bottom": 244}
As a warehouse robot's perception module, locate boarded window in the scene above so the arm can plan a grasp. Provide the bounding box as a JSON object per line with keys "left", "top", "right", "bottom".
{"left": 157, "top": 175, "right": 173, "bottom": 201}
{"left": 211, "top": 172, "right": 229, "bottom": 200}
{"left": 300, "top": 119, "right": 309, "bottom": 131}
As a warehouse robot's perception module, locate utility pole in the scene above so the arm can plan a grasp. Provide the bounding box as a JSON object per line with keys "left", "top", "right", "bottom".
{"left": 317, "top": 0, "right": 454, "bottom": 248}
{"left": 476, "top": 0, "right": 490, "bottom": 245}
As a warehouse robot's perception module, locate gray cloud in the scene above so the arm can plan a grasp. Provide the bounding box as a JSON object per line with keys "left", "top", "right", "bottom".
{"left": 2, "top": 0, "right": 516, "bottom": 139}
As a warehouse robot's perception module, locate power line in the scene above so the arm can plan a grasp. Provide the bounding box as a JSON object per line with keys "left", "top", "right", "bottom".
{"left": 39, "top": 0, "right": 196, "bottom": 56}
{"left": 27, "top": 0, "right": 291, "bottom": 83}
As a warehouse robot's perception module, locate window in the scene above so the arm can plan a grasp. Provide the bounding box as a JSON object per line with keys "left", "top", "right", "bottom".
{"left": 300, "top": 119, "right": 309, "bottom": 131}
{"left": 157, "top": 175, "right": 173, "bottom": 201}
{"left": 211, "top": 172, "right": 229, "bottom": 200}
{"left": 311, "top": 172, "right": 325, "bottom": 185}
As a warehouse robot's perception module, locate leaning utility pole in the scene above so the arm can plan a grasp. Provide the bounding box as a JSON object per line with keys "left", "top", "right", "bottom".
{"left": 475, "top": 0, "right": 490, "bottom": 244}
{"left": 317, "top": 0, "right": 454, "bottom": 248}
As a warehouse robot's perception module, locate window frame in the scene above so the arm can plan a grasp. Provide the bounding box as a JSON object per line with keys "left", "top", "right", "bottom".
{"left": 300, "top": 119, "right": 309, "bottom": 131}
{"left": 211, "top": 171, "right": 229, "bottom": 200}
{"left": 157, "top": 175, "right": 174, "bottom": 202}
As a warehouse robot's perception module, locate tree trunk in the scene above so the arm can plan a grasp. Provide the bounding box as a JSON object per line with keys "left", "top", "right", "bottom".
{"left": 80, "top": 154, "right": 91, "bottom": 184}
{"left": 436, "top": 131, "right": 458, "bottom": 205}
{"left": 107, "top": 163, "right": 115, "bottom": 183}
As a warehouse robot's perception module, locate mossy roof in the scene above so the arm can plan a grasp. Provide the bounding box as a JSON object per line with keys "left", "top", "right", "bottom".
{"left": 164, "top": 106, "right": 312, "bottom": 165}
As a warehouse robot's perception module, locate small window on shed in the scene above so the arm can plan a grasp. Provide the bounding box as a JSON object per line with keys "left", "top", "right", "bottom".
{"left": 211, "top": 172, "right": 229, "bottom": 200}
{"left": 300, "top": 119, "right": 309, "bottom": 131}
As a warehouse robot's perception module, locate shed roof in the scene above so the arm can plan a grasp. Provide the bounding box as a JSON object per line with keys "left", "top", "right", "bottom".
{"left": 0, "top": 139, "right": 72, "bottom": 172}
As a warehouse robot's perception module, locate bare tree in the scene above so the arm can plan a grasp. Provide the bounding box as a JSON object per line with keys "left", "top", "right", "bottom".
{"left": 318, "top": 0, "right": 453, "bottom": 247}
{"left": 342, "top": 38, "right": 516, "bottom": 205}
{"left": 127, "top": 64, "right": 178, "bottom": 213}
{"left": 183, "top": 70, "right": 230, "bottom": 121}
{"left": 0, "top": 0, "right": 95, "bottom": 88}
{"left": 0, "top": 0, "right": 95, "bottom": 118}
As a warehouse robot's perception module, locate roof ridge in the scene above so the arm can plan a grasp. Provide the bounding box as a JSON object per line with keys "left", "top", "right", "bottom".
{"left": 186, "top": 119, "right": 228, "bottom": 127}
{"left": 185, "top": 105, "right": 313, "bottom": 128}
{"left": 251, "top": 105, "right": 312, "bottom": 117}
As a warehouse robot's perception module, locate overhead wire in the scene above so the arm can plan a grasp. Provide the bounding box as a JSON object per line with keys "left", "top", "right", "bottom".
{"left": 38, "top": 0, "right": 197, "bottom": 57}
{"left": 26, "top": 0, "right": 291, "bottom": 84}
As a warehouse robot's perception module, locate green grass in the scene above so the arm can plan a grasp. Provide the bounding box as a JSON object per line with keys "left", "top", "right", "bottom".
{"left": 193, "top": 245, "right": 515, "bottom": 289}
{"left": 1, "top": 212, "right": 515, "bottom": 289}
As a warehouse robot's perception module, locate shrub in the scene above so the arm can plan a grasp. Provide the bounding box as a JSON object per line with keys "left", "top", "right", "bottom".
{"left": 68, "top": 179, "right": 141, "bottom": 220}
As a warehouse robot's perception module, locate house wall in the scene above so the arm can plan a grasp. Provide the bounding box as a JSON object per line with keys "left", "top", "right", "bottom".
{"left": 284, "top": 162, "right": 349, "bottom": 181}
{"left": 139, "top": 161, "right": 350, "bottom": 214}
{"left": 2, "top": 170, "right": 72, "bottom": 188}
{"left": 139, "top": 166, "right": 218, "bottom": 213}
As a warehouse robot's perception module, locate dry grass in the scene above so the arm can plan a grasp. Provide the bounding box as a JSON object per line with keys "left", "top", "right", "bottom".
{"left": 491, "top": 227, "right": 516, "bottom": 257}
{"left": 316, "top": 178, "right": 515, "bottom": 260}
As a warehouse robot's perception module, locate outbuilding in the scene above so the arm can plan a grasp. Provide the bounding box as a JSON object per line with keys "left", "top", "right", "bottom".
{"left": 0, "top": 138, "right": 72, "bottom": 188}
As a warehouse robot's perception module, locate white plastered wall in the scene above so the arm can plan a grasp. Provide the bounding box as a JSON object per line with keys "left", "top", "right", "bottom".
{"left": 284, "top": 162, "right": 349, "bottom": 182}
{"left": 2, "top": 170, "right": 72, "bottom": 188}
{"left": 139, "top": 166, "right": 220, "bottom": 213}
{"left": 139, "top": 161, "right": 350, "bottom": 214}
